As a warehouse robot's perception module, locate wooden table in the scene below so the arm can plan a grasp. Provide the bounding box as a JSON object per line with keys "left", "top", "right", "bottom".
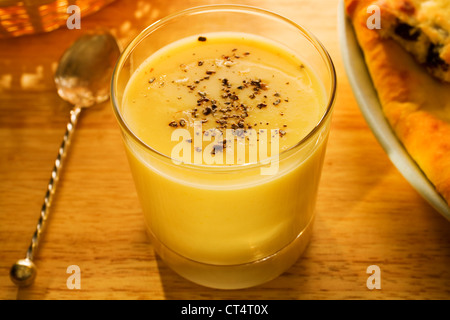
{"left": 1, "top": 0, "right": 449, "bottom": 300}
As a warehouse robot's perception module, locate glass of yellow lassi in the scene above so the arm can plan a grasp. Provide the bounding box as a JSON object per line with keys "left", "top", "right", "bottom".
{"left": 112, "top": 5, "right": 336, "bottom": 289}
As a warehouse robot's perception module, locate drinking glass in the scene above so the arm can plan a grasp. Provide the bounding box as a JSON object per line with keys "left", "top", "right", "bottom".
{"left": 111, "top": 4, "right": 336, "bottom": 289}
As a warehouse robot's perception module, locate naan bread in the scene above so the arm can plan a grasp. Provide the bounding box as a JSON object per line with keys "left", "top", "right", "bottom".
{"left": 375, "top": 0, "right": 450, "bottom": 82}
{"left": 345, "top": 0, "right": 450, "bottom": 205}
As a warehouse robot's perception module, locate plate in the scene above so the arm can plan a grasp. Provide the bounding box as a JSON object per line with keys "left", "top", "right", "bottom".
{"left": 337, "top": 0, "right": 450, "bottom": 221}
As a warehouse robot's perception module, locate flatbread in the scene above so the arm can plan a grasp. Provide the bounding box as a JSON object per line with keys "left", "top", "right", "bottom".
{"left": 345, "top": 0, "right": 450, "bottom": 205}
{"left": 375, "top": 0, "right": 450, "bottom": 82}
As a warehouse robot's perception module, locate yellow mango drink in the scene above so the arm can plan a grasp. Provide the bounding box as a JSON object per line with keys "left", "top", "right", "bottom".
{"left": 112, "top": 6, "right": 336, "bottom": 289}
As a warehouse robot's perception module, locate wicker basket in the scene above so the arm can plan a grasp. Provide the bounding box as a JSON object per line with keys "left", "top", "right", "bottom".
{"left": 0, "top": 0, "right": 115, "bottom": 38}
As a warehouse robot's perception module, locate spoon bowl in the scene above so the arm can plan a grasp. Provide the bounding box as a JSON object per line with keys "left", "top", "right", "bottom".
{"left": 55, "top": 31, "right": 120, "bottom": 108}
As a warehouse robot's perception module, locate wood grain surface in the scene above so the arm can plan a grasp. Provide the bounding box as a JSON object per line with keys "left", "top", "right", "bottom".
{"left": 0, "top": 0, "right": 449, "bottom": 300}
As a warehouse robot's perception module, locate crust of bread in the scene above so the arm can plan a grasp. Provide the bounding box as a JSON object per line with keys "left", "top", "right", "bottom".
{"left": 375, "top": 0, "right": 450, "bottom": 82}
{"left": 345, "top": 0, "right": 450, "bottom": 205}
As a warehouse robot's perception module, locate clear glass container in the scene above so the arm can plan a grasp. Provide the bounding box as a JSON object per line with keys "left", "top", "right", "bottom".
{"left": 111, "top": 4, "right": 336, "bottom": 289}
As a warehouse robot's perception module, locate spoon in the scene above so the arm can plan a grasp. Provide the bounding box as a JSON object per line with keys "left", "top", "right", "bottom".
{"left": 10, "top": 31, "right": 120, "bottom": 287}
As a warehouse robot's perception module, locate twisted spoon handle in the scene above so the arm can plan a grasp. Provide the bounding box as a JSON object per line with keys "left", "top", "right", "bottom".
{"left": 26, "top": 106, "right": 82, "bottom": 261}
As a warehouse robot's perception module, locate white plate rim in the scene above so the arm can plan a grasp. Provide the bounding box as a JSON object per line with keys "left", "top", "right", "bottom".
{"left": 337, "top": 0, "right": 450, "bottom": 221}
